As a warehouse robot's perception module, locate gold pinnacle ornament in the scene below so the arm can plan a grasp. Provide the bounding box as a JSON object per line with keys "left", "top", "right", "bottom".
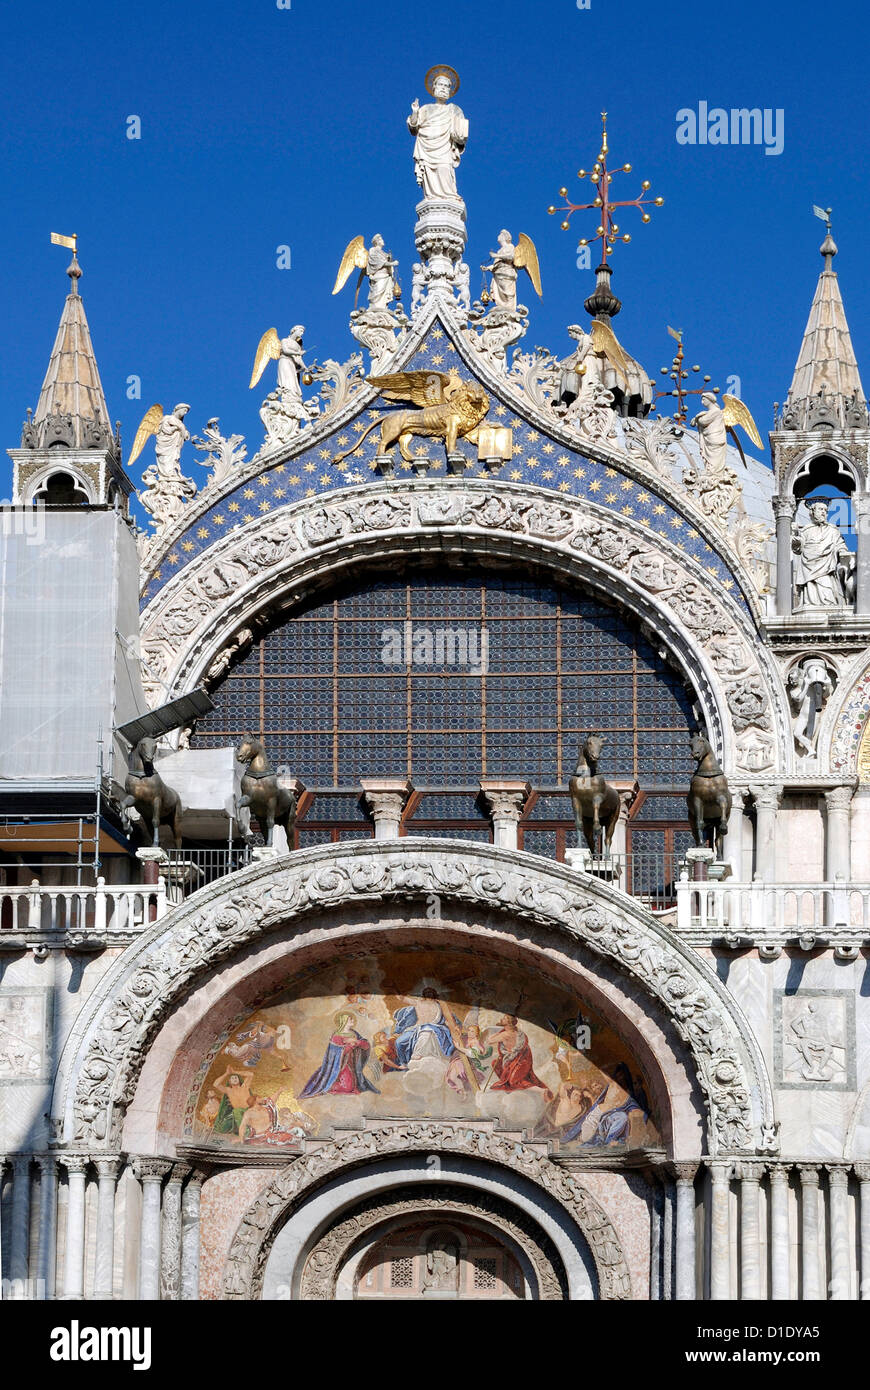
{"left": 651, "top": 327, "right": 716, "bottom": 424}
{"left": 548, "top": 113, "right": 663, "bottom": 264}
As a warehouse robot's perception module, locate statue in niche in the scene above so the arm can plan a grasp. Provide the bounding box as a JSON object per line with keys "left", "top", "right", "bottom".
{"left": 421, "top": 1237, "right": 460, "bottom": 1296}
{"left": 792, "top": 499, "right": 856, "bottom": 609}
{"left": 787, "top": 656, "right": 835, "bottom": 756}
{"left": 408, "top": 66, "right": 467, "bottom": 201}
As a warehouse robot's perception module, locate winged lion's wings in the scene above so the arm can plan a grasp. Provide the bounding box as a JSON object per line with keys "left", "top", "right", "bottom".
{"left": 249, "top": 328, "right": 282, "bottom": 390}
{"left": 366, "top": 370, "right": 454, "bottom": 407}
{"left": 515, "top": 233, "right": 543, "bottom": 298}
{"left": 128, "top": 404, "right": 164, "bottom": 467}
{"left": 331, "top": 236, "right": 368, "bottom": 295}
{"left": 721, "top": 394, "right": 763, "bottom": 450}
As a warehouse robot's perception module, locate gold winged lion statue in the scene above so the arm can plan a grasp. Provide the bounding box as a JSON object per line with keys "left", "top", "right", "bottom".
{"left": 332, "top": 369, "right": 490, "bottom": 465}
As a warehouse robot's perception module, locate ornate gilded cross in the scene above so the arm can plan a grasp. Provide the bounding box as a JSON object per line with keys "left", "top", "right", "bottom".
{"left": 651, "top": 327, "right": 717, "bottom": 424}
{"left": 548, "top": 113, "right": 663, "bottom": 263}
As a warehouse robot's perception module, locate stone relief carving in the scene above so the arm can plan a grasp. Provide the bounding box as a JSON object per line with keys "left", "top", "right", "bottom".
{"left": 223, "top": 1123, "right": 629, "bottom": 1300}
{"left": 787, "top": 656, "right": 835, "bottom": 757}
{"left": 0, "top": 992, "right": 46, "bottom": 1082}
{"left": 193, "top": 419, "right": 248, "bottom": 487}
{"left": 65, "top": 844, "right": 769, "bottom": 1157}
{"left": 297, "top": 1184, "right": 568, "bottom": 1301}
{"left": 774, "top": 990, "right": 856, "bottom": 1092}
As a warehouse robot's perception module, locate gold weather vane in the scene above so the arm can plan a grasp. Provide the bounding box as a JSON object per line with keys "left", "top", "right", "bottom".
{"left": 548, "top": 113, "right": 663, "bottom": 262}
{"left": 50, "top": 232, "right": 78, "bottom": 253}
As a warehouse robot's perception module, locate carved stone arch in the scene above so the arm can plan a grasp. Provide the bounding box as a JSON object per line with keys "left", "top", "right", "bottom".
{"left": 139, "top": 480, "right": 790, "bottom": 774}
{"left": 780, "top": 441, "right": 867, "bottom": 502}
{"left": 290, "top": 1184, "right": 569, "bottom": 1300}
{"left": 21, "top": 462, "right": 97, "bottom": 505}
{"left": 222, "top": 1126, "right": 626, "bottom": 1300}
{"left": 52, "top": 841, "right": 775, "bottom": 1157}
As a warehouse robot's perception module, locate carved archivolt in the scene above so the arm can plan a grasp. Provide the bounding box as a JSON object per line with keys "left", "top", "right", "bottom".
{"left": 829, "top": 662, "right": 870, "bottom": 777}
{"left": 224, "top": 1127, "right": 626, "bottom": 1300}
{"left": 297, "top": 1183, "right": 568, "bottom": 1301}
{"left": 139, "top": 479, "right": 789, "bottom": 774}
{"left": 54, "top": 842, "right": 775, "bottom": 1158}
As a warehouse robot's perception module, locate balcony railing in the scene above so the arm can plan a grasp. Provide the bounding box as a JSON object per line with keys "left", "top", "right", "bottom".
{"left": 675, "top": 878, "right": 870, "bottom": 941}
{"left": 0, "top": 879, "right": 166, "bottom": 938}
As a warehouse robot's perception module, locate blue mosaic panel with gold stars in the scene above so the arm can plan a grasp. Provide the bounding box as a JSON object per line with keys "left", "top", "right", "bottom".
{"left": 140, "top": 319, "right": 749, "bottom": 614}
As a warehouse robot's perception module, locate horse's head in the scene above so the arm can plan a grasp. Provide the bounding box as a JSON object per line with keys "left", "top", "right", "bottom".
{"left": 136, "top": 736, "right": 158, "bottom": 771}
{"left": 690, "top": 731, "right": 711, "bottom": 762}
{"left": 236, "top": 734, "right": 260, "bottom": 766}
{"left": 584, "top": 732, "right": 605, "bottom": 764}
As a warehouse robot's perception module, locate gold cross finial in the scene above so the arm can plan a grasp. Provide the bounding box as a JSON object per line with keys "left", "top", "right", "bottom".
{"left": 547, "top": 115, "right": 663, "bottom": 265}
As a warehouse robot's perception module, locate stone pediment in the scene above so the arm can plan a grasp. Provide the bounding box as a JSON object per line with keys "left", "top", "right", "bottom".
{"left": 139, "top": 296, "right": 768, "bottom": 620}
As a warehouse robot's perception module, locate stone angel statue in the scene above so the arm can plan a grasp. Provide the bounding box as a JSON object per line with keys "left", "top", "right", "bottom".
{"left": 129, "top": 403, "right": 197, "bottom": 531}
{"left": 332, "top": 234, "right": 400, "bottom": 310}
{"left": 481, "top": 231, "right": 542, "bottom": 312}
{"left": 249, "top": 325, "right": 313, "bottom": 402}
{"left": 691, "top": 392, "right": 763, "bottom": 471}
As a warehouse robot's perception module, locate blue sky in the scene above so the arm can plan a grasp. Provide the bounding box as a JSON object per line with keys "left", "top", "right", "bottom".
{"left": 1, "top": 0, "right": 868, "bottom": 511}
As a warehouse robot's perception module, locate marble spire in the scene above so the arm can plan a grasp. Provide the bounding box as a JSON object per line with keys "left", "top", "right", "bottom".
{"left": 782, "top": 227, "right": 868, "bottom": 430}
{"left": 26, "top": 252, "right": 114, "bottom": 450}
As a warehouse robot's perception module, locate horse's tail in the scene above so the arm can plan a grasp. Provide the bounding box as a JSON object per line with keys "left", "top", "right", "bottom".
{"left": 332, "top": 417, "right": 382, "bottom": 465}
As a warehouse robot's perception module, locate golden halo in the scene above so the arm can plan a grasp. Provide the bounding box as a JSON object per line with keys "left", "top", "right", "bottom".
{"left": 425, "top": 64, "right": 460, "bottom": 98}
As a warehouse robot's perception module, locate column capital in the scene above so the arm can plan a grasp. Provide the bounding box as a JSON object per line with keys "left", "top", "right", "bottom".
{"left": 167, "top": 1162, "right": 192, "bottom": 1185}
{"left": 94, "top": 1156, "right": 122, "bottom": 1180}
{"left": 826, "top": 1164, "right": 851, "bottom": 1189}
{"left": 132, "top": 1156, "right": 173, "bottom": 1182}
{"left": 360, "top": 779, "right": 412, "bottom": 827}
{"left": 798, "top": 1164, "right": 820, "bottom": 1188}
{"left": 853, "top": 1162, "right": 870, "bottom": 1182}
{"left": 767, "top": 1163, "right": 791, "bottom": 1186}
{"left": 752, "top": 785, "right": 783, "bottom": 812}
{"left": 36, "top": 1153, "right": 57, "bottom": 1177}
{"left": 671, "top": 1161, "right": 698, "bottom": 1184}
{"left": 738, "top": 1161, "right": 766, "bottom": 1182}
{"left": 706, "top": 1158, "right": 735, "bottom": 1182}
{"left": 824, "top": 784, "right": 856, "bottom": 813}
{"left": 58, "top": 1153, "right": 89, "bottom": 1175}
{"left": 478, "top": 780, "right": 531, "bottom": 823}
{"left": 773, "top": 494, "right": 798, "bottom": 520}
{"left": 11, "top": 1153, "right": 32, "bottom": 1176}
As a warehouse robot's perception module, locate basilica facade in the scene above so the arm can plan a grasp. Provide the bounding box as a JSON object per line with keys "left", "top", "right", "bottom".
{"left": 3, "top": 76, "right": 870, "bottom": 1303}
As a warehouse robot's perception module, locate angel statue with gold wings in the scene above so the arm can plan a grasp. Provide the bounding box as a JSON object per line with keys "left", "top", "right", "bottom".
{"left": 691, "top": 391, "right": 763, "bottom": 470}
{"left": 561, "top": 320, "right": 630, "bottom": 393}
{"left": 128, "top": 403, "right": 197, "bottom": 531}
{"left": 249, "top": 325, "right": 320, "bottom": 445}
{"left": 481, "top": 231, "right": 542, "bottom": 312}
{"left": 332, "top": 235, "right": 400, "bottom": 311}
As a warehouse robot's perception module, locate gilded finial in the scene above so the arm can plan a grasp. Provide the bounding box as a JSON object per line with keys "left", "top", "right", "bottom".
{"left": 547, "top": 114, "right": 663, "bottom": 266}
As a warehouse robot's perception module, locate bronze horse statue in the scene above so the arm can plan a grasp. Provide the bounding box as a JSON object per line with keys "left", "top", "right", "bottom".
{"left": 569, "top": 734, "right": 621, "bottom": 856}
{"left": 687, "top": 732, "right": 732, "bottom": 857}
{"left": 236, "top": 735, "right": 297, "bottom": 848}
{"left": 122, "top": 736, "right": 183, "bottom": 848}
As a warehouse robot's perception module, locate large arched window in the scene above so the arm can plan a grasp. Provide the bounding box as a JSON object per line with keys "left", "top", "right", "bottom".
{"left": 192, "top": 571, "right": 696, "bottom": 887}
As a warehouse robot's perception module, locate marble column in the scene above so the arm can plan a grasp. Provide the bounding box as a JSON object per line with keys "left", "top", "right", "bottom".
{"left": 725, "top": 788, "right": 746, "bottom": 879}
{"left": 855, "top": 1164, "right": 870, "bottom": 1301}
{"left": 674, "top": 1163, "right": 698, "bottom": 1300}
{"left": 160, "top": 1164, "right": 189, "bottom": 1302}
{"left": 827, "top": 1166, "right": 851, "bottom": 1300}
{"left": 9, "top": 1156, "right": 31, "bottom": 1294}
{"left": 649, "top": 1177, "right": 663, "bottom": 1301}
{"left": 824, "top": 786, "right": 854, "bottom": 884}
{"left": 360, "top": 779, "right": 412, "bottom": 841}
{"left": 478, "top": 781, "right": 530, "bottom": 850}
{"left": 662, "top": 1176, "right": 674, "bottom": 1300}
{"left": 769, "top": 1165, "right": 791, "bottom": 1301}
{"left": 708, "top": 1161, "right": 732, "bottom": 1300}
{"left": 773, "top": 494, "right": 797, "bottom": 616}
{"left": 35, "top": 1155, "right": 57, "bottom": 1300}
{"left": 61, "top": 1156, "right": 88, "bottom": 1300}
{"left": 799, "top": 1166, "right": 821, "bottom": 1301}
{"left": 739, "top": 1163, "right": 764, "bottom": 1300}
{"left": 180, "top": 1170, "right": 206, "bottom": 1301}
{"left": 135, "top": 1159, "right": 170, "bottom": 1301}
{"left": 93, "top": 1158, "right": 121, "bottom": 1300}
{"left": 856, "top": 494, "right": 870, "bottom": 616}
{"left": 752, "top": 787, "right": 781, "bottom": 883}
